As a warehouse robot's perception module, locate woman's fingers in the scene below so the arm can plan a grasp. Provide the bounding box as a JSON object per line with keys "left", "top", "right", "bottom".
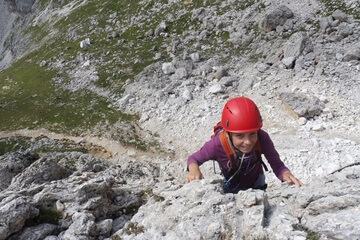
{"left": 289, "top": 175, "right": 304, "bottom": 186}
{"left": 283, "top": 171, "right": 304, "bottom": 187}
{"left": 186, "top": 173, "right": 203, "bottom": 183}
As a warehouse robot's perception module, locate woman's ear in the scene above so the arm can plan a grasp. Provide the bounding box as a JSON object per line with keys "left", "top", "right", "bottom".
{"left": 225, "top": 130, "right": 231, "bottom": 138}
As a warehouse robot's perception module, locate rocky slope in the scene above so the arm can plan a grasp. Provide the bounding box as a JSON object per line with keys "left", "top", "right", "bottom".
{"left": 1, "top": 0, "right": 360, "bottom": 239}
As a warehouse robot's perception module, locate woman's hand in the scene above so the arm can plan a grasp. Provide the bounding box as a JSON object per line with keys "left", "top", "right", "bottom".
{"left": 282, "top": 171, "right": 304, "bottom": 187}
{"left": 186, "top": 163, "right": 204, "bottom": 183}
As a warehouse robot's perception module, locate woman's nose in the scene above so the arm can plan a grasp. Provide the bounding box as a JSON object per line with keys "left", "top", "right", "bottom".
{"left": 243, "top": 137, "right": 253, "bottom": 145}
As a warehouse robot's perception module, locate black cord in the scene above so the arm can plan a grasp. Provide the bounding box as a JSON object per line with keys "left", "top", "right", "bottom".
{"left": 330, "top": 162, "right": 360, "bottom": 174}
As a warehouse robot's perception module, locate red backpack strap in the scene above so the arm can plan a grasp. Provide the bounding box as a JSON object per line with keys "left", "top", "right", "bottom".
{"left": 219, "top": 131, "right": 236, "bottom": 169}
{"left": 211, "top": 122, "right": 222, "bottom": 138}
{"left": 253, "top": 140, "right": 261, "bottom": 152}
{"left": 253, "top": 138, "right": 268, "bottom": 171}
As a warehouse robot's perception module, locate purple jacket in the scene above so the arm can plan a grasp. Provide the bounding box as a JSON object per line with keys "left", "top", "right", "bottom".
{"left": 187, "top": 129, "right": 289, "bottom": 189}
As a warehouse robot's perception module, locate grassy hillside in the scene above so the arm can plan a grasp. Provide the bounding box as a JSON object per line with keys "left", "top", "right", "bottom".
{"left": 0, "top": 0, "right": 234, "bottom": 147}
{"left": 2, "top": 0, "right": 357, "bottom": 148}
{"left": 0, "top": 0, "right": 164, "bottom": 149}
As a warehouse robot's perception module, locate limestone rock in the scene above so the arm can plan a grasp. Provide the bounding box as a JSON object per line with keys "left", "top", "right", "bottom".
{"left": 283, "top": 33, "right": 313, "bottom": 59}
{"left": 8, "top": 224, "right": 59, "bottom": 240}
{"left": 332, "top": 9, "right": 348, "bottom": 23}
{"left": 80, "top": 38, "right": 91, "bottom": 49}
{"left": 209, "top": 83, "right": 225, "bottom": 94}
{"left": 0, "top": 198, "right": 39, "bottom": 240}
{"left": 279, "top": 92, "right": 325, "bottom": 119}
{"left": 262, "top": 5, "right": 294, "bottom": 32}
{"left": 162, "top": 62, "right": 176, "bottom": 75}
{"left": 155, "top": 22, "right": 167, "bottom": 36}
{"left": 282, "top": 57, "right": 295, "bottom": 69}
{"left": 0, "top": 150, "right": 39, "bottom": 190}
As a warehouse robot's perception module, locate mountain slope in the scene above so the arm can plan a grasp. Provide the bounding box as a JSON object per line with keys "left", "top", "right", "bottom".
{"left": 0, "top": 0, "right": 360, "bottom": 239}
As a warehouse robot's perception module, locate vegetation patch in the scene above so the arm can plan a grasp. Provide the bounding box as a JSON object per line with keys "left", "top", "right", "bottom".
{"left": 183, "top": 0, "right": 222, "bottom": 9}
{"left": 0, "top": 55, "right": 134, "bottom": 135}
{"left": 111, "top": 235, "right": 123, "bottom": 240}
{"left": 123, "top": 222, "right": 145, "bottom": 235}
{"left": 141, "top": 189, "right": 165, "bottom": 202}
{"left": 282, "top": 27, "right": 307, "bottom": 40}
{"left": 236, "top": 0, "right": 257, "bottom": 11}
{"left": 0, "top": 136, "right": 31, "bottom": 155}
{"left": 37, "top": 208, "right": 62, "bottom": 224}
{"left": 319, "top": 0, "right": 360, "bottom": 19}
{"left": 27, "top": 207, "right": 62, "bottom": 226}
{"left": 0, "top": 136, "right": 90, "bottom": 156}
{"left": 293, "top": 224, "right": 321, "bottom": 240}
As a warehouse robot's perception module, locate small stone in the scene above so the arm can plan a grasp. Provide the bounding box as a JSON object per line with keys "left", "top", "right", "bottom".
{"left": 209, "top": 83, "right": 224, "bottom": 94}
{"left": 127, "top": 149, "right": 136, "bottom": 157}
{"left": 83, "top": 60, "right": 90, "bottom": 66}
{"left": 312, "top": 124, "right": 324, "bottom": 131}
{"left": 162, "top": 62, "right": 176, "bottom": 75}
{"left": 182, "top": 89, "right": 193, "bottom": 101}
{"left": 39, "top": 60, "right": 48, "bottom": 67}
{"left": 190, "top": 52, "right": 201, "bottom": 62}
{"left": 298, "top": 117, "right": 307, "bottom": 125}
{"left": 282, "top": 57, "right": 295, "bottom": 69}
{"left": 332, "top": 9, "right": 348, "bottom": 22}
{"left": 214, "top": 68, "right": 227, "bottom": 80}
{"left": 80, "top": 38, "right": 91, "bottom": 48}
{"left": 154, "top": 53, "right": 162, "bottom": 60}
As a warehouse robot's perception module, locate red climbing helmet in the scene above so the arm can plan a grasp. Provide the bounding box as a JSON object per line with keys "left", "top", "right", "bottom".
{"left": 221, "top": 97, "right": 262, "bottom": 133}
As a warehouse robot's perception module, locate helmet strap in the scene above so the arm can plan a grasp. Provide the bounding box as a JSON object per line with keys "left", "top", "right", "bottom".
{"left": 227, "top": 132, "right": 243, "bottom": 155}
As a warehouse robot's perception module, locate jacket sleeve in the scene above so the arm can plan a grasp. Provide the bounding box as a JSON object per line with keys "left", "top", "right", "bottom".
{"left": 187, "top": 137, "right": 220, "bottom": 168}
{"left": 259, "top": 130, "right": 289, "bottom": 181}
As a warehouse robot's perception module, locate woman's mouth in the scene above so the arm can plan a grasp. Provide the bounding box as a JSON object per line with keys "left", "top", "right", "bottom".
{"left": 239, "top": 146, "right": 253, "bottom": 153}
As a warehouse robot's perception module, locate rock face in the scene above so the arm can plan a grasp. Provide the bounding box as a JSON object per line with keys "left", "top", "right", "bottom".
{"left": 0, "top": 139, "right": 161, "bottom": 240}
{"left": 0, "top": 136, "right": 359, "bottom": 240}
{"left": 262, "top": 5, "right": 294, "bottom": 32}
{"left": 0, "top": 0, "right": 17, "bottom": 69}
{"left": 4, "top": 0, "right": 37, "bottom": 14}
{"left": 0, "top": 0, "right": 40, "bottom": 69}
{"left": 113, "top": 165, "right": 360, "bottom": 240}
{"left": 0, "top": 151, "right": 39, "bottom": 190}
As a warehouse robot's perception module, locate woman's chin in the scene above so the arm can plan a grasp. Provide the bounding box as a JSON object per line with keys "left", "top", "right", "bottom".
{"left": 239, "top": 147, "right": 252, "bottom": 153}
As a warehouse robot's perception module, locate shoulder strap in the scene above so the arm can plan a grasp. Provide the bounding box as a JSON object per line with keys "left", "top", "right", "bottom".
{"left": 218, "top": 131, "right": 236, "bottom": 170}
{"left": 253, "top": 138, "right": 268, "bottom": 171}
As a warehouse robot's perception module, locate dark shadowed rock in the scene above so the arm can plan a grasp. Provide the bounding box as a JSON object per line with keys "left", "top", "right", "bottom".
{"left": 0, "top": 150, "right": 39, "bottom": 190}
{"left": 8, "top": 223, "right": 59, "bottom": 240}
{"left": 4, "top": 0, "right": 37, "bottom": 14}
{"left": 0, "top": 197, "right": 39, "bottom": 240}
{"left": 262, "top": 5, "right": 294, "bottom": 32}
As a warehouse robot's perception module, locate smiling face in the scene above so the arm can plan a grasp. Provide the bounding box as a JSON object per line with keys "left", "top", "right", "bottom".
{"left": 229, "top": 131, "right": 258, "bottom": 153}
